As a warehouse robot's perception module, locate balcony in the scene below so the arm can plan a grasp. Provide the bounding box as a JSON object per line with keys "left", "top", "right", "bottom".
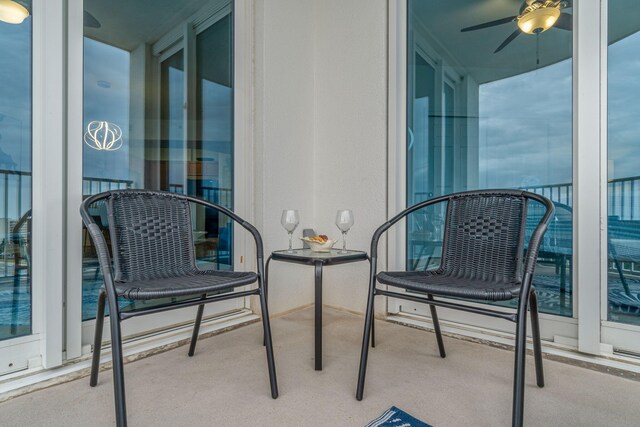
{"left": 1, "top": 307, "right": 639, "bottom": 426}
{"left": 1, "top": 0, "right": 640, "bottom": 426}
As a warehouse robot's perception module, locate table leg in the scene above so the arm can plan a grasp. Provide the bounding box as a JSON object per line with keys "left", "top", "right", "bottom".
{"left": 263, "top": 255, "right": 273, "bottom": 347}
{"left": 314, "top": 261, "right": 323, "bottom": 371}
{"left": 265, "top": 255, "right": 272, "bottom": 304}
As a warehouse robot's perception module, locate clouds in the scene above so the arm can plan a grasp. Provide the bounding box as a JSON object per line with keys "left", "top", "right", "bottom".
{"left": 608, "top": 31, "right": 640, "bottom": 179}
{"left": 479, "top": 59, "right": 572, "bottom": 188}
{"left": 477, "top": 30, "right": 640, "bottom": 188}
{"left": 0, "top": 20, "right": 32, "bottom": 173}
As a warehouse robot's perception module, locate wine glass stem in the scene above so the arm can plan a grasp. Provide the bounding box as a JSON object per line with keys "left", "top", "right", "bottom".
{"left": 342, "top": 231, "right": 347, "bottom": 252}
{"left": 288, "top": 232, "right": 293, "bottom": 252}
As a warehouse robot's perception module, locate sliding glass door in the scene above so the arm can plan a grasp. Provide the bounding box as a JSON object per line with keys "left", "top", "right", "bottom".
{"left": 0, "top": 1, "right": 36, "bottom": 375}
{"left": 604, "top": 0, "right": 640, "bottom": 353}
{"left": 393, "top": 0, "right": 640, "bottom": 356}
{"left": 402, "top": 0, "right": 574, "bottom": 337}
{"left": 77, "top": 0, "right": 240, "bottom": 348}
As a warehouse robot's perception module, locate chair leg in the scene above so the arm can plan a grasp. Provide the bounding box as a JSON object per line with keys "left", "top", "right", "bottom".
{"left": 188, "top": 294, "right": 207, "bottom": 357}
{"left": 356, "top": 274, "right": 376, "bottom": 401}
{"left": 512, "top": 296, "right": 529, "bottom": 427}
{"left": 90, "top": 290, "right": 107, "bottom": 387}
{"left": 10, "top": 270, "right": 20, "bottom": 335}
{"left": 367, "top": 257, "right": 375, "bottom": 349}
{"left": 259, "top": 278, "right": 278, "bottom": 399}
{"left": 529, "top": 290, "right": 544, "bottom": 387}
{"left": 263, "top": 256, "right": 272, "bottom": 347}
{"left": 107, "top": 297, "right": 127, "bottom": 427}
{"left": 370, "top": 310, "right": 375, "bottom": 348}
{"left": 427, "top": 294, "right": 446, "bottom": 358}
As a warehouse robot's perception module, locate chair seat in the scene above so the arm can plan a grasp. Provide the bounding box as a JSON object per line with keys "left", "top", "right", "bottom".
{"left": 377, "top": 270, "right": 521, "bottom": 301}
{"left": 115, "top": 270, "right": 258, "bottom": 300}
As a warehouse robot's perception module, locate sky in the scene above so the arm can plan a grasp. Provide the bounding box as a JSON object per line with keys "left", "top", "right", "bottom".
{"left": 0, "top": 18, "right": 31, "bottom": 219}
{"left": 479, "top": 58, "right": 573, "bottom": 188}
{"left": 407, "top": 13, "right": 640, "bottom": 194}
{"left": 0, "top": 19, "right": 31, "bottom": 172}
{"left": 1, "top": 8, "right": 640, "bottom": 216}
{"left": 608, "top": 31, "right": 640, "bottom": 180}
{"left": 479, "top": 29, "right": 640, "bottom": 187}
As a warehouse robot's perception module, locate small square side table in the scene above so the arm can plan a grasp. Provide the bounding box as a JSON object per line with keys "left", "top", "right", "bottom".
{"left": 265, "top": 248, "right": 369, "bottom": 370}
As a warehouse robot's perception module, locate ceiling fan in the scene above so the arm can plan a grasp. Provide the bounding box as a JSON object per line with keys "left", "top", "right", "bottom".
{"left": 461, "top": 0, "right": 572, "bottom": 53}
{"left": 0, "top": 1, "right": 100, "bottom": 28}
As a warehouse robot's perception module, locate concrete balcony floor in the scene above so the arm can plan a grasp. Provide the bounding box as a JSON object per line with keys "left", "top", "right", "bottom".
{"left": 1, "top": 307, "right": 640, "bottom": 426}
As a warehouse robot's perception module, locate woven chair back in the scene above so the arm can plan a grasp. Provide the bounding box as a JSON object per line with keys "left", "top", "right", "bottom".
{"left": 441, "top": 193, "right": 527, "bottom": 284}
{"left": 107, "top": 191, "right": 196, "bottom": 283}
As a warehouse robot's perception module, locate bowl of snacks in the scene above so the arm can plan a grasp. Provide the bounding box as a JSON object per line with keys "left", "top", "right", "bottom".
{"left": 301, "top": 235, "right": 337, "bottom": 252}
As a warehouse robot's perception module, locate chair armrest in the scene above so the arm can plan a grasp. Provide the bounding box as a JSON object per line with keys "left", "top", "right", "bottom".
{"left": 187, "top": 197, "right": 264, "bottom": 262}
{"left": 85, "top": 222, "right": 114, "bottom": 279}
{"left": 80, "top": 194, "right": 117, "bottom": 293}
{"left": 370, "top": 195, "right": 451, "bottom": 259}
{"left": 523, "top": 203, "right": 555, "bottom": 276}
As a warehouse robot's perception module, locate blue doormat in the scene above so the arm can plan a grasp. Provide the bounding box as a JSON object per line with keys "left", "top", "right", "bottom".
{"left": 365, "top": 406, "right": 432, "bottom": 427}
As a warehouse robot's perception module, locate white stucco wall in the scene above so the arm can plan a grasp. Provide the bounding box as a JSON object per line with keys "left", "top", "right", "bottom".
{"left": 312, "top": 0, "right": 388, "bottom": 313}
{"left": 254, "top": 0, "right": 317, "bottom": 315}
{"left": 255, "top": 0, "right": 388, "bottom": 315}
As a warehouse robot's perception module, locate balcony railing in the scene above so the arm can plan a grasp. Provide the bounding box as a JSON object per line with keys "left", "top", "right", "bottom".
{"left": 523, "top": 175, "right": 640, "bottom": 221}
{"left": 83, "top": 176, "right": 133, "bottom": 195}
{"left": 414, "top": 176, "right": 640, "bottom": 221}
{"left": 1, "top": 171, "right": 134, "bottom": 278}
{"left": 521, "top": 182, "right": 573, "bottom": 209}
{"left": 168, "top": 184, "right": 232, "bottom": 207}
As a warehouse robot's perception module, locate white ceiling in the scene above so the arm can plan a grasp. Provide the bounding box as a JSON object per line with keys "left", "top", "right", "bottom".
{"left": 84, "top": 0, "right": 212, "bottom": 51}
{"left": 82, "top": 0, "right": 640, "bottom": 80}
{"left": 411, "top": 0, "right": 640, "bottom": 84}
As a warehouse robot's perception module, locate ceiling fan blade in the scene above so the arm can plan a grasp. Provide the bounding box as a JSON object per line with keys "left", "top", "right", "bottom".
{"left": 494, "top": 29, "right": 521, "bottom": 53}
{"left": 560, "top": 0, "right": 573, "bottom": 9}
{"left": 554, "top": 13, "right": 572, "bottom": 31}
{"left": 84, "top": 10, "right": 101, "bottom": 29}
{"left": 461, "top": 16, "right": 518, "bottom": 32}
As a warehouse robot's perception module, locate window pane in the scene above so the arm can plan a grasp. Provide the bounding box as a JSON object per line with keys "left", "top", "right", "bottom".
{"left": 162, "top": 50, "right": 185, "bottom": 193}
{"left": 195, "top": 14, "right": 233, "bottom": 270}
{"left": 407, "top": 1, "right": 573, "bottom": 316}
{"left": 607, "top": 1, "right": 640, "bottom": 326}
{"left": 81, "top": 1, "right": 234, "bottom": 320}
{"left": 0, "top": 6, "right": 32, "bottom": 340}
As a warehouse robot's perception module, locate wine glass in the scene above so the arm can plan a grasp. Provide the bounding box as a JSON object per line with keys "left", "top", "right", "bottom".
{"left": 335, "top": 209, "right": 354, "bottom": 253}
{"left": 281, "top": 210, "right": 300, "bottom": 253}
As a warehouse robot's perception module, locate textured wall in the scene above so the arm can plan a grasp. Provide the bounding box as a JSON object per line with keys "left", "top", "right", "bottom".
{"left": 255, "top": 0, "right": 388, "bottom": 315}
{"left": 312, "top": 0, "right": 388, "bottom": 313}
{"left": 254, "top": 0, "right": 317, "bottom": 315}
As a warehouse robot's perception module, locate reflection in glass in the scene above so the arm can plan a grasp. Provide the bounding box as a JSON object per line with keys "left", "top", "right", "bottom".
{"left": 82, "top": 1, "right": 234, "bottom": 320}
{"left": 407, "top": 1, "right": 573, "bottom": 316}
{"left": 196, "top": 14, "right": 234, "bottom": 267}
{"left": 0, "top": 10, "right": 32, "bottom": 340}
{"left": 161, "top": 49, "right": 185, "bottom": 192}
{"left": 607, "top": 1, "right": 640, "bottom": 326}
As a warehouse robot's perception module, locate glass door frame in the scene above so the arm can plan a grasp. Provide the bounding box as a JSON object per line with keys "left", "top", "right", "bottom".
{"left": 387, "top": 0, "right": 613, "bottom": 356}
{"left": 65, "top": 0, "right": 256, "bottom": 360}
{"left": 0, "top": 0, "right": 68, "bottom": 377}
{"left": 599, "top": 0, "right": 640, "bottom": 355}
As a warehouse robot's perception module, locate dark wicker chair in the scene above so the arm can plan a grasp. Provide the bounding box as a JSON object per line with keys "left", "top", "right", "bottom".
{"left": 356, "top": 190, "right": 554, "bottom": 427}
{"left": 80, "top": 190, "right": 278, "bottom": 427}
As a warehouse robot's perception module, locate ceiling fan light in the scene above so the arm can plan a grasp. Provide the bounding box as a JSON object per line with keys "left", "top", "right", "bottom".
{"left": 518, "top": 7, "right": 560, "bottom": 34}
{"left": 0, "top": 0, "right": 29, "bottom": 24}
